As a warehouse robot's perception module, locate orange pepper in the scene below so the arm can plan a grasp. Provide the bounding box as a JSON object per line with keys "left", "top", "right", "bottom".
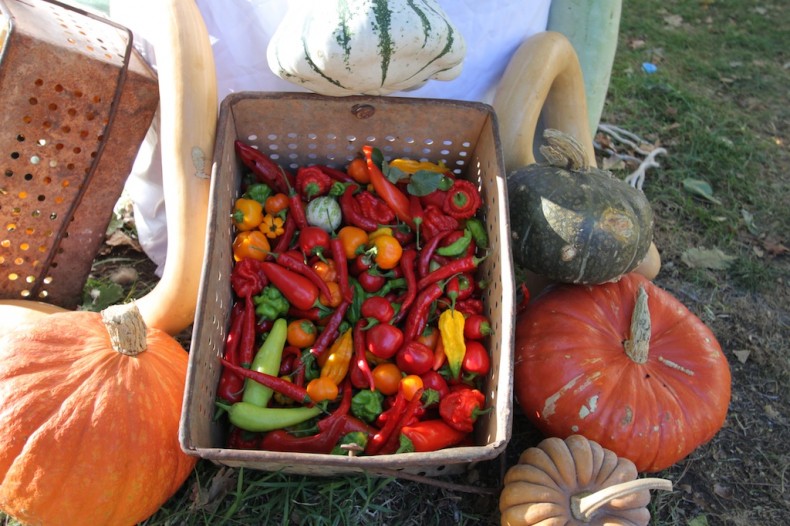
{"left": 232, "top": 230, "right": 271, "bottom": 261}
{"left": 232, "top": 197, "right": 264, "bottom": 231}
{"left": 259, "top": 213, "right": 285, "bottom": 239}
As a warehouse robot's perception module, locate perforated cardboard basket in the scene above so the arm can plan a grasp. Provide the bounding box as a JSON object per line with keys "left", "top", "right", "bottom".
{"left": 180, "top": 92, "right": 515, "bottom": 477}
{"left": 0, "top": 0, "right": 158, "bottom": 308}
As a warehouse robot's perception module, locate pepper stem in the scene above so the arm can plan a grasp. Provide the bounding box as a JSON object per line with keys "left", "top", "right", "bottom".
{"left": 571, "top": 478, "right": 673, "bottom": 521}
{"left": 538, "top": 129, "right": 589, "bottom": 171}
{"left": 623, "top": 285, "right": 651, "bottom": 364}
{"left": 101, "top": 302, "right": 148, "bottom": 356}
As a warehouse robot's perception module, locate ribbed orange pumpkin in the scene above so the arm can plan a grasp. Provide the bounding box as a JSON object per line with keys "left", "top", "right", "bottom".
{"left": 0, "top": 304, "right": 196, "bottom": 525}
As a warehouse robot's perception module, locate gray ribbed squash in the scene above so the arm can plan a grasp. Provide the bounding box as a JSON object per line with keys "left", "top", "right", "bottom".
{"left": 267, "top": 0, "right": 466, "bottom": 96}
{"left": 507, "top": 130, "right": 654, "bottom": 284}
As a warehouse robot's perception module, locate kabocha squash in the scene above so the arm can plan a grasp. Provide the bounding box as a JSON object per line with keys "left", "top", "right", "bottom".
{"left": 492, "top": 32, "right": 659, "bottom": 292}
{"left": 508, "top": 129, "right": 654, "bottom": 284}
{"left": 0, "top": 303, "right": 195, "bottom": 526}
{"left": 513, "top": 273, "right": 731, "bottom": 473}
{"left": 500, "top": 434, "right": 672, "bottom": 526}
{"left": 132, "top": 0, "right": 218, "bottom": 335}
{"left": 267, "top": 0, "right": 466, "bottom": 96}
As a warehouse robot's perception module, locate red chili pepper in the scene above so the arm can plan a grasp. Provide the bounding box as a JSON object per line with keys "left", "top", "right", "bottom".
{"left": 391, "top": 248, "right": 418, "bottom": 324}
{"left": 298, "top": 225, "right": 330, "bottom": 260}
{"left": 442, "top": 179, "right": 482, "bottom": 219}
{"left": 416, "top": 255, "right": 483, "bottom": 291}
{"left": 339, "top": 185, "right": 379, "bottom": 232}
{"left": 421, "top": 205, "right": 459, "bottom": 241}
{"left": 278, "top": 345, "right": 303, "bottom": 376}
{"left": 420, "top": 370, "right": 450, "bottom": 402}
{"left": 362, "top": 145, "right": 414, "bottom": 228}
{"left": 463, "top": 314, "right": 491, "bottom": 340}
{"left": 400, "top": 419, "right": 468, "bottom": 452}
{"left": 288, "top": 192, "right": 309, "bottom": 230}
{"left": 230, "top": 258, "right": 268, "bottom": 299}
{"left": 358, "top": 269, "right": 386, "bottom": 293}
{"left": 403, "top": 283, "right": 444, "bottom": 342}
{"left": 377, "top": 388, "right": 425, "bottom": 455}
{"left": 365, "top": 391, "right": 407, "bottom": 455}
{"left": 330, "top": 237, "right": 354, "bottom": 303}
{"left": 272, "top": 250, "right": 333, "bottom": 301}
{"left": 220, "top": 358, "right": 311, "bottom": 405}
{"left": 462, "top": 340, "right": 491, "bottom": 377}
{"left": 234, "top": 140, "right": 293, "bottom": 195}
{"left": 272, "top": 212, "right": 296, "bottom": 254}
{"left": 353, "top": 320, "right": 376, "bottom": 391}
{"left": 239, "top": 295, "right": 257, "bottom": 367}
{"left": 260, "top": 261, "right": 319, "bottom": 311}
{"left": 439, "top": 388, "right": 487, "bottom": 433}
{"left": 360, "top": 296, "right": 395, "bottom": 324}
{"left": 217, "top": 302, "right": 246, "bottom": 403}
{"left": 455, "top": 298, "right": 484, "bottom": 316}
{"left": 287, "top": 306, "right": 323, "bottom": 322}
{"left": 355, "top": 190, "right": 396, "bottom": 225}
{"left": 226, "top": 426, "right": 261, "bottom": 450}
{"left": 260, "top": 379, "right": 367, "bottom": 454}
{"left": 295, "top": 165, "right": 332, "bottom": 200}
{"left": 309, "top": 300, "right": 350, "bottom": 359}
{"left": 417, "top": 229, "right": 456, "bottom": 278}
{"left": 396, "top": 340, "right": 434, "bottom": 376}
{"left": 420, "top": 188, "right": 448, "bottom": 210}
{"left": 316, "top": 164, "right": 355, "bottom": 184}
{"left": 255, "top": 317, "right": 274, "bottom": 335}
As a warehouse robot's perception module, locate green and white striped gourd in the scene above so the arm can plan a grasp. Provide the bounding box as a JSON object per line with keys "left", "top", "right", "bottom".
{"left": 267, "top": 0, "right": 466, "bottom": 97}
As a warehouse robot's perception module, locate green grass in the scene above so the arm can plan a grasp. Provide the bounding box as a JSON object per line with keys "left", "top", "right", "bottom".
{"left": 603, "top": 0, "right": 788, "bottom": 294}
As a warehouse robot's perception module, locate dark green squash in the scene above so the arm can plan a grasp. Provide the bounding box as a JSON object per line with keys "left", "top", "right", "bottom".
{"left": 507, "top": 130, "right": 654, "bottom": 284}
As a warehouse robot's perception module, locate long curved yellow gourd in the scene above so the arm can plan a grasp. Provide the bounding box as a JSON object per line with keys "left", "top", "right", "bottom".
{"left": 124, "top": 0, "right": 218, "bottom": 335}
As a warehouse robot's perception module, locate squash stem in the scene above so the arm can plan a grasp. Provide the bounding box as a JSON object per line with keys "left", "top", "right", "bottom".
{"left": 623, "top": 284, "right": 650, "bottom": 364}
{"left": 571, "top": 478, "right": 673, "bottom": 521}
{"left": 101, "top": 302, "right": 148, "bottom": 356}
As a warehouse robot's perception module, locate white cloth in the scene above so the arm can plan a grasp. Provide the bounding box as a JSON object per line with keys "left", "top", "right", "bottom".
{"left": 110, "top": 0, "right": 551, "bottom": 272}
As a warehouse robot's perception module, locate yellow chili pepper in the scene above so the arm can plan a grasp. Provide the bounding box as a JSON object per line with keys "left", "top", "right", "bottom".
{"left": 389, "top": 158, "right": 448, "bottom": 174}
{"left": 232, "top": 197, "right": 264, "bottom": 231}
{"left": 438, "top": 309, "right": 466, "bottom": 380}
{"left": 318, "top": 328, "right": 353, "bottom": 385}
{"left": 232, "top": 230, "right": 271, "bottom": 261}
{"left": 259, "top": 213, "right": 285, "bottom": 239}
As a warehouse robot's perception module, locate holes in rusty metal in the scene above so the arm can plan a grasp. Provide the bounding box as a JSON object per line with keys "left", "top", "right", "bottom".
{"left": 49, "top": 212, "right": 57, "bottom": 220}
{"left": 29, "top": 97, "right": 38, "bottom": 105}
{"left": 16, "top": 135, "right": 25, "bottom": 142}
{"left": 10, "top": 152, "right": 19, "bottom": 159}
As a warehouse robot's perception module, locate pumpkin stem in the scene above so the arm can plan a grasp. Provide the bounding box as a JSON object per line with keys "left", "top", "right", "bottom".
{"left": 623, "top": 284, "right": 651, "bottom": 364}
{"left": 101, "top": 302, "right": 148, "bottom": 356}
{"left": 538, "top": 129, "right": 589, "bottom": 171}
{"left": 571, "top": 478, "right": 673, "bottom": 521}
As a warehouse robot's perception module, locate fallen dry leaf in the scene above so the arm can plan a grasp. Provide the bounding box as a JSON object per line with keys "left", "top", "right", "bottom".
{"left": 664, "top": 14, "right": 684, "bottom": 27}
{"left": 732, "top": 350, "right": 751, "bottom": 364}
{"left": 681, "top": 247, "right": 736, "bottom": 270}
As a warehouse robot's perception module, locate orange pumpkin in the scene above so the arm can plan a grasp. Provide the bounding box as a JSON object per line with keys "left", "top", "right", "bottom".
{"left": 514, "top": 273, "right": 731, "bottom": 473}
{"left": 0, "top": 303, "right": 195, "bottom": 525}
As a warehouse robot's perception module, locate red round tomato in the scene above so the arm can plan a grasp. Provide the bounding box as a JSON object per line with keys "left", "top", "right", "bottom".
{"left": 396, "top": 341, "right": 433, "bottom": 376}
{"left": 366, "top": 324, "right": 403, "bottom": 360}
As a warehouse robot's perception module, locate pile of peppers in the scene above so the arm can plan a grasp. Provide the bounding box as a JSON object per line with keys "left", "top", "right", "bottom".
{"left": 217, "top": 140, "right": 494, "bottom": 455}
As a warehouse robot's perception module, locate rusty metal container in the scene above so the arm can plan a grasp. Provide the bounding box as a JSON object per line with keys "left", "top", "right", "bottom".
{"left": 0, "top": 0, "right": 159, "bottom": 308}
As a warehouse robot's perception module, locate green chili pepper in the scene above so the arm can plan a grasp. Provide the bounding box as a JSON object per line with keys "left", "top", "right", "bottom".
{"left": 436, "top": 228, "right": 473, "bottom": 257}
{"left": 465, "top": 218, "right": 488, "bottom": 250}
{"left": 243, "top": 318, "right": 288, "bottom": 407}
{"left": 254, "top": 286, "right": 290, "bottom": 320}
{"left": 220, "top": 401, "right": 322, "bottom": 433}
{"left": 244, "top": 183, "right": 273, "bottom": 204}
{"left": 351, "top": 389, "right": 384, "bottom": 423}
